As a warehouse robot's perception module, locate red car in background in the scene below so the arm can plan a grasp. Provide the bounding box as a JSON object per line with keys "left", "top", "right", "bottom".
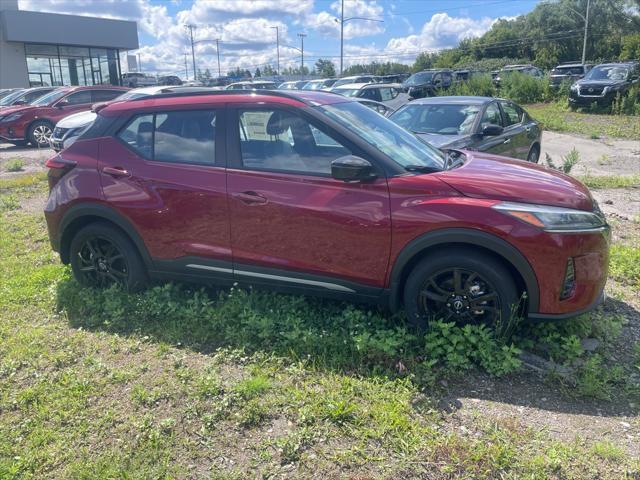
{"left": 44, "top": 90, "right": 609, "bottom": 329}
{"left": 0, "top": 85, "right": 128, "bottom": 147}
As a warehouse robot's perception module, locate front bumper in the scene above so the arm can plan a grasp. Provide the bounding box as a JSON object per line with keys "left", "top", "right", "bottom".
{"left": 569, "top": 90, "right": 619, "bottom": 107}
{"left": 528, "top": 290, "right": 605, "bottom": 321}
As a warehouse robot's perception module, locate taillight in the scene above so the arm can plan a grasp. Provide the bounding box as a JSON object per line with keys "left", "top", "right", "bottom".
{"left": 560, "top": 257, "right": 576, "bottom": 300}
{"left": 45, "top": 155, "right": 76, "bottom": 190}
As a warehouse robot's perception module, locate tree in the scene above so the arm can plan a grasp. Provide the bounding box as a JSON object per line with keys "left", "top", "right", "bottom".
{"left": 315, "top": 59, "right": 336, "bottom": 77}
{"left": 254, "top": 67, "right": 262, "bottom": 77}
{"left": 621, "top": 33, "right": 640, "bottom": 60}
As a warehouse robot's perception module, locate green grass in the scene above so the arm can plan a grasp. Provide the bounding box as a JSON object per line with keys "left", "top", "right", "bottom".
{"left": 610, "top": 244, "right": 640, "bottom": 287}
{"left": 526, "top": 102, "right": 640, "bottom": 140}
{"left": 578, "top": 174, "right": 640, "bottom": 189}
{"left": 4, "top": 158, "right": 25, "bottom": 172}
{"left": 0, "top": 176, "right": 639, "bottom": 478}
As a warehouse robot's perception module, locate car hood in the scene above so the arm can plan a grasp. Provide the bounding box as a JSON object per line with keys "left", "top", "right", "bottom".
{"left": 415, "top": 132, "right": 470, "bottom": 149}
{"left": 434, "top": 151, "right": 594, "bottom": 211}
{"left": 57, "top": 110, "right": 96, "bottom": 129}
{"left": 0, "top": 105, "right": 34, "bottom": 116}
{"left": 576, "top": 79, "right": 626, "bottom": 87}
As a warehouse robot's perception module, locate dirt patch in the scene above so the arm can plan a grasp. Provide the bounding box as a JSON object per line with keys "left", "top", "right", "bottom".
{"left": 541, "top": 131, "right": 640, "bottom": 177}
{"left": 0, "top": 143, "right": 51, "bottom": 177}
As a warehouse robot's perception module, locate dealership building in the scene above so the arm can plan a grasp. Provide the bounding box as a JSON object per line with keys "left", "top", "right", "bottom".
{"left": 0, "top": 0, "right": 139, "bottom": 88}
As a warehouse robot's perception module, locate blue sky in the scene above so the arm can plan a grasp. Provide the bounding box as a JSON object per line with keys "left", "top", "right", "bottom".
{"left": 18, "top": 0, "right": 541, "bottom": 77}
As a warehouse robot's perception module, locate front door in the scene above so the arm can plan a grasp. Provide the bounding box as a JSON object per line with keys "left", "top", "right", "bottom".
{"left": 475, "top": 101, "right": 515, "bottom": 157}
{"left": 99, "top": 107, "right": 232, "bottom": 275}
{"left": 226, "top": 106, "right": 392, "bottom": 294}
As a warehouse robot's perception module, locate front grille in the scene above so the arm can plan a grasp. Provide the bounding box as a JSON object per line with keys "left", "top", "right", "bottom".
{"left": 560, "top": 258, "right": 576, "bottom": 300}
{"left": 578, "top": 85, "right": 605, "bottom": 96}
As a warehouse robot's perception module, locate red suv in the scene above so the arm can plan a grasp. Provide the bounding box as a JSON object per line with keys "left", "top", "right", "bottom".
{"left": 43, "top": 90, "right": 609, "bottom": 328}
{"left": 0, "top": 85, "right": 128, "bottom": 147}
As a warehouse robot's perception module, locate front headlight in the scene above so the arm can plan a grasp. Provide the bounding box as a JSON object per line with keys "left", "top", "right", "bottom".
{"left": 0, "top": 113, "right": 23, "bottom": 123}
{"left": 492, "top": 201, "right": 606, "bottom": 232}
{"left": 570, "top": 83, "right": 579, "bottom": 91}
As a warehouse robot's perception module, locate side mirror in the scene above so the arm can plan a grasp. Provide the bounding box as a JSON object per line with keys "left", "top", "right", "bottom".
{"left": 56, "top": 99, "right": 69, "bottom": 108}
{"left": 331, "top": 155, "right": 376, "bottom": 182}
{"left": 481, "top": 124, "right": 503, "bottom": 136}
{"left": 13, "top": 100, "right": 27, "bottom": 105}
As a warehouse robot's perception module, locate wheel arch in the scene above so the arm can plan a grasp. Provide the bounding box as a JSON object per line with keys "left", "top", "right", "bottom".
{"left": 58, "top": 203, "right": 152, "bottom": 268}
{"left": 388, "top": 228, "right": 540, "bottom": 314}
{"left": 26, "top": 118, "right": 55, "bottom": 145}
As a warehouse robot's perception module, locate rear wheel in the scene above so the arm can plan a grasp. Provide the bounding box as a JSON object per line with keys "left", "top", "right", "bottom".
{"left": 403, "top": 250, "right": 518, "bottom": 330}
{"left": 27, "top": 120, "right": 53, "bottom": 148}
{"left": 527, "top": 144, "right": 540, "bottom": 163}
{"left": 70, "top": 222, "right": 148, "bottom": 291}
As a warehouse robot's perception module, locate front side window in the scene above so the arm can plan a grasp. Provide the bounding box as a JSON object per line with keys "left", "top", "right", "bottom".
{"left": 63, "top": 91, "right": 92, "bottom": 106}
{"left": 31, "top": 89, "right": 69, "bottom": 106}
{"left": 118, "top": 110, "right": 216, "bottom": 165}
{"left": 499, "top": 101, "right": 522, "bottom": 127}
{"left": 360, "top": 88, "right": 381, "bottom": 101}
{"left": 320, "top": 101, "right": 445, "bottom": 170}
{"left": 237, "top": 109, "right": 350, "bottom": 175}
{"left": 480, "top": 103, "right": 502, "bottom": 128}
{"left": 380, "top": 88, "right": 397, "bottom": 101}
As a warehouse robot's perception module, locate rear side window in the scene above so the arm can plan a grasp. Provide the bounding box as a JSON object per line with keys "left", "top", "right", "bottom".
{"left": 92, "top": 90, "right": 124, "bottom": 102}
{"left": 117, "top": 110, "right": 217, "bottom": 165}
{"left": 64, "top": 91, "right": 92, "bottom": 105}
{"left": 499, "top": 101, "right": 522, "bottom": 126}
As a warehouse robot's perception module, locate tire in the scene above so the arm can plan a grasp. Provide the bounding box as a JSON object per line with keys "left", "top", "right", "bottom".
{"left": 27, "top": 120, "right": 54, "bottom": 148}
{"left": 403, "top": 249, "right": 518, "bottom": 330}
{"left": 70, "top": 222, "right": 148, "bottom": 292}
{"left": 527, "top": 144, "right": 540, "bottom": 163}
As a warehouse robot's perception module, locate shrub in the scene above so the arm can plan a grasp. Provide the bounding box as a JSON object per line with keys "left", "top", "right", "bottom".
{"left": 611, "top": 84, "right": 640, "bottom": 116}
{"left": 4, "top": 158, "right": 25, "bottom": 172}
{"left": 544, "top": 148, "right": 579, "bottom": 174}
{"left": 444, "top": 74, "right": 496, "bottom": 97}
{"left": 499, "top": 72, "right": 547, "bottom": 104}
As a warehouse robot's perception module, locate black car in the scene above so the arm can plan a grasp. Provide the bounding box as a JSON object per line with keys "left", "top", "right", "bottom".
{"left": 569, "top": 61, "right": 640, "bottom": 108}
{"left": 158, "top": 75, "right": 183, "bottom": 86}
{"left": 389, "top": 96, "right": 542, "bottom": 163}
{"left": 549, "top": 62, "right": 593, "bottom": 88}
{"left": 402, "top": 69, "right": 453, "bottom": 99}
{"left": 492, "top": 64, "right": 544, "bottom": 87}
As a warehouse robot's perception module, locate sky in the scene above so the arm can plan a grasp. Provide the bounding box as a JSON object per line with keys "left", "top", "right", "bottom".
{"left": 17, "top": 0, "right": 542, "bottom": 78}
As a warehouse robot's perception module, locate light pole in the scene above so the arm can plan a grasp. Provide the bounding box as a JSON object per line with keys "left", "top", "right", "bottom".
{"left": 565, "top": 0, "right": 591, "bottom": 64}
{"left": 271, "top": 26, "right": 280, "bottom": 75}
{"left": 185, "top": 24, "right": 197, "bottom": 80}
{"left": 297, "top": 33, "right": 307, "bottom": 77}
{"left": 192, "top": 38, "right": 222, "bottom": 79}
{"left": 183, "top": 52, "right": 189, "bottom": 80}
{"left": 336, "top": 0, "right": 383, "bottom": 76}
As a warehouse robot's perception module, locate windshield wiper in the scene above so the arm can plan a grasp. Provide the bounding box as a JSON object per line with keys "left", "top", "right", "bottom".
{"left": 404, "top": 165, "right": 442, "bottom": 173}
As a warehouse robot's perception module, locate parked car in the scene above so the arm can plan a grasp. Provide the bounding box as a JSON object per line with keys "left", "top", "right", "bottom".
{"left": 331, "top": 75, "right": 378, "bottom": 89}
{"left": 302, "top": 79, "right": 338, "bottom": 90}
{"left": 227, "top": 80, "right": 278, "bottom": 90}
{"left": 44, "top": 89, "right": 608, "bottom": 329}
{"left": 157, "top": 75, "right": 183, "bottom": 86}
{"left": 354, "top": 98, "right": 394, "bottom": 116}
{"left": 549, "top": 62, "right": 593, "bottom": 88}
{"left": 380, "top": 73, "right": 410, "bottom": 84}
{"left": 389, "top": 96, "right": 542, "bottom": 163}
{"left": 121, "top": 73, "right": 157, "bottom": 88}
{"left": 492, "top": 64, "right": 544, "bottom": 87}
{"left": 402, "top": 69, "right": 454, "bottom": 99}
{"left": 0, "top": 85, "right": 128, "bottom": 147}
{"left": 50, "top": 86, "right": 210, "bottom": 152}
{"left": 0, "top": 86, "right": 56, "bottom": 110}
{"left": 277, "top": 81, "right": 309, "bottom": 90}
{"left": 331, "top": 83, "right": 410, "bottom": 110}
{"left": 569, "top": 61, "right": 640, "bottom": 108}
{"left": 0, "top": 88, "right": 24, "bottom": 102}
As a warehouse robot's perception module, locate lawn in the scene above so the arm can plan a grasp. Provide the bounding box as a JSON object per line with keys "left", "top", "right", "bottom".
{"left": 0, "top": 175, "right": 639, "bottom": 478}
{"left": 525, "top": 102, "right": 640, "bottom": 140}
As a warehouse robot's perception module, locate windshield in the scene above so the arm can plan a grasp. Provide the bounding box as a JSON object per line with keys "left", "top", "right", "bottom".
{"left": 319, "top": 101, "right": 445, "bottom": 170}
{"left": 390, "top": 103, "right": 480, "bottom": 135}
{"left": 333, "top": 88, "right": 360, "bottom": 97}
{"left": 0, "top": 89, "right": 25, "bottom": 106}
{"left": 584, "top": 65, "right": 629, "bottom": 81}
{"left": 404, "top": 72, "right": 433, "bottom": 86}
{"left": 31, "top": 89, "right": 69, "bottom": 106}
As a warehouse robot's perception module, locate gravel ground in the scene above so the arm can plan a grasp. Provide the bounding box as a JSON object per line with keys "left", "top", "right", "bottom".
{"left": 0, "top": 143, "right": 52, "bottom": 178}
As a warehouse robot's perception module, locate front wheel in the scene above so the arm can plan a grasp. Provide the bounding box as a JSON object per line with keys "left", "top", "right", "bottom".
{"left": 70, "top": 222, "right": 148, "bottom": 292}
{"left": 27, "top": 120, "right": 53, "bottom": 148}
{"left": 403, "top": 250, "right": 518, "bottom": 330}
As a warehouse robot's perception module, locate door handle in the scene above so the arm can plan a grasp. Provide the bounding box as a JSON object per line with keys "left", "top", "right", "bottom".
{"left": 102, "top": 166, "right": 131, "bottom": 178}
{"left": 502, "top": 138, "right": 511, "bottom": 144}
{"left": 233, "top": 191, "right": 268, "bottom": 205}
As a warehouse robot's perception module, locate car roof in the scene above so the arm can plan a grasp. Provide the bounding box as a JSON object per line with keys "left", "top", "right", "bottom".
{"left": 100, "top": 90, "right": 355, "bottom": 116}
{"left": 334, "top": 82, "right": 369, "bottom": 89}
{"left": 409, "top": 95, "right": 494, "bottom": 105}
{"left": 362, "top": 82, "right": 403, "bottom": 89}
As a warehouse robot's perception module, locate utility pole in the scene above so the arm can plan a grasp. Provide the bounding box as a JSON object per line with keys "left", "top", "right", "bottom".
{"left": 215, "top": 39, "right": 221, "bottom": 79}
{"left": 582, "top": 0, "right": 590, "bottom": 65}
{"left": 271, "top": 26, "right": 280, "bottom": 75}
{"left": 298, "top": 33, "right": 307, "bottom": 77}
{"left": 340, "top": 0, "right": 344, "bottom": 76}
{"left": 183, "top": 52, "right": 189, "bottom": 80}
{"left": 186, "top": 24, "right": 197, "bottom": 81}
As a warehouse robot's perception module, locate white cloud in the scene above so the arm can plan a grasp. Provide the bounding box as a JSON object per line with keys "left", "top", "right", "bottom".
{"left": 303, "top": 0, "right": 384, "bottom": 40}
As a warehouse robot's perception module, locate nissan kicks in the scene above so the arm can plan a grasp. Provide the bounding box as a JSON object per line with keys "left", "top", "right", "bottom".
{"left": 44, "top": 90, "right": 609, "bottom": 329}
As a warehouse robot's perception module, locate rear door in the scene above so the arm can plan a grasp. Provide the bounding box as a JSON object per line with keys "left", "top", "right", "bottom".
{"left": 498, "top": 100, "right": 529, "bottom": 160}
{"left": 99, "top": 106, "right": 232, "bottom": 277}
{"left": 226, "top": 104, "right": 391, "bottom": 294}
